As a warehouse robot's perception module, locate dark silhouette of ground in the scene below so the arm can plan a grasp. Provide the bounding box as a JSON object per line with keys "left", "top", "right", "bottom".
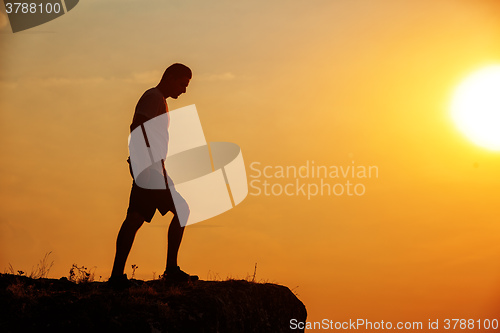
{"left": 0, "top": 274, "right": 307, "bottom": 332}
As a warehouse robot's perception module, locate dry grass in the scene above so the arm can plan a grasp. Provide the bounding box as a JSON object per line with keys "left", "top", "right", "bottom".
{"left": 4, "top": 252, "right": 54, "bottom": 279}
{"left": 206, "top": 263, "right": 272, "bottom": 284}
{"left": 30, "top": 251, "right": 54, "bottom": 279}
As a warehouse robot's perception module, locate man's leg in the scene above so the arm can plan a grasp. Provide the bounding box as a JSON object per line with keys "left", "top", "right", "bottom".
{"left": 166, "top": 214, "right": 185, "bottom": 269}
{"left": 111, "top": 210, "right": 145, "bottom": 278}
{"left": 163, "top": 191, "right": 197, "bottom": 281}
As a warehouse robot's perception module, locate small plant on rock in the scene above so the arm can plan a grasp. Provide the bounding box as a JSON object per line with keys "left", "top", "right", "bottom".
{"left": 68, "top": 264, "right": 95, "bottom": 283}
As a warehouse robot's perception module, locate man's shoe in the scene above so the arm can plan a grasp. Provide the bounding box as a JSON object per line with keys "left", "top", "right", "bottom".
{"left": 162, "top": 266, "right": 198, "bottom": 283}
{"left": 107, "top": 273, "right": 132, "bottom": 290}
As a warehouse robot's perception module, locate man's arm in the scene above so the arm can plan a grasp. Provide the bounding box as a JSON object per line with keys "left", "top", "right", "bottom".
{"left": 130, "top": 114, "right": 149, "bottom": 132}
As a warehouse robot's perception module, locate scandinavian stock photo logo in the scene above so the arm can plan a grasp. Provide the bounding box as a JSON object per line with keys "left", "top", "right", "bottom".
{"left": 248, "top": 160, "right": 379, "bottom": 200}
{"left": 3, "top": 0, "right": 79, "bottom": 33}
{"left": 128, "top": 104, "right": 248, "bottom": 227}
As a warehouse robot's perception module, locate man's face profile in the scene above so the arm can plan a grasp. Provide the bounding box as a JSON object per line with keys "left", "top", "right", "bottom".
{"left": 171, "top": 76, "right": 190, "bottom": 99}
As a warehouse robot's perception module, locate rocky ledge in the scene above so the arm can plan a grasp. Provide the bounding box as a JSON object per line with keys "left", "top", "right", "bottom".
{"left": 0, "top": 274, "right": 307, "bottom": 332}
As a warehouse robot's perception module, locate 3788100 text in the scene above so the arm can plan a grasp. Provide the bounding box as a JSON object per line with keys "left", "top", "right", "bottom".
{"left": 5, "top": 2, "right": 62, "bottom": 14}
{"left": 442, "top": 318, "right": 498, "bottom": 330}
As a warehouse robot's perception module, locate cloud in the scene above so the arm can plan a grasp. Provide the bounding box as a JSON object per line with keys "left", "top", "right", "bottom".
{"left": 129, "top": 70, "right": 162, "bottom": 84}
{"left": 0, "top": 71, "right": 240, "bottom": 90}
{"left": 197, "top": 72, "right": 236, "bottom": 82}
{"left": 0, "top": 72, "right": 160, "bottom": 89}
{"left": 0, "top": 76, "right": 108, "bottom": 90}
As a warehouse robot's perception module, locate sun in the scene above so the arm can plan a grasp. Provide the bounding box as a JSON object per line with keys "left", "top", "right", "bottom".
{"left": 451, "top": 65, "right": 500, "bottom": 151}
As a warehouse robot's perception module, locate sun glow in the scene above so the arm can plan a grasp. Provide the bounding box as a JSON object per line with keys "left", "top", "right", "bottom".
{"left": 451, "top": 65, "right": 500, "bottom": 151}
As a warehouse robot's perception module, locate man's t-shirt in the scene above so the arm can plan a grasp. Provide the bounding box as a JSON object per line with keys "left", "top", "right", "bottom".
{"left": 128, "top": 87, "right": 171, "bottom": 186}
{"left": 131, "top": 87, "right": 168, "bottom": 132}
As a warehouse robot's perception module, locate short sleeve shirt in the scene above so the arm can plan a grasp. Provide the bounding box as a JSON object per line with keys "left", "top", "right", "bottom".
{"left": 128, "top": 87, "right": 172, "bottom": 186}
{"left": 131, "top": 87, "right": 168, "bottom": 132}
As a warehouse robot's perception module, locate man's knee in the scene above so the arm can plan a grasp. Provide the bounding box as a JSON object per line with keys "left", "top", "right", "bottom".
{"left": 174, "top": 206, "right": 189, "bottom": 227}
{"left": 124, "top": 210, "right": 145, "bottom": 231}
{"left": 176, "top": 199, "right": 190, "bottom": 217}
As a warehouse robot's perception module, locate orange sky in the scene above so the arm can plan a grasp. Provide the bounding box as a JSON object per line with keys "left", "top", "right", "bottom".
{"left": 1, "top": 0, "right": 500, "bottom": 330}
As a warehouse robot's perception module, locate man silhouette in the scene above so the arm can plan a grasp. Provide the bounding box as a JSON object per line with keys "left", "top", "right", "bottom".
{"left": 109, "top": 63, "right": 198, "bottom": 287}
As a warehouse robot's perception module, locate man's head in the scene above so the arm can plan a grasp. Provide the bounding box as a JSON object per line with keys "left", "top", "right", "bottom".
{"left": 157, "top": 63, "right": 192, "bottom": 99}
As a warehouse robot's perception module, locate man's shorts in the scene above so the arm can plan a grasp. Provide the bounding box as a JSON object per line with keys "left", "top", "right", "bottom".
{"left": 127, "top": 182, "right": 177, "bottom": 223}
